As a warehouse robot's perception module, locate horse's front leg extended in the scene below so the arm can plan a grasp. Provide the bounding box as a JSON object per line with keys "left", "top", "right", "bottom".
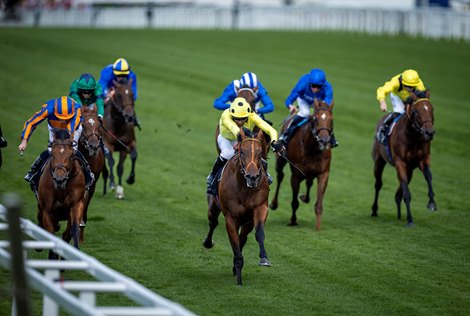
{"left": 396, "top": 163, "right": 414, "bottom": 227}
{"left": 269, "top": 155, "right": 287, "bottom": 210}
{"left": 314, "top": 172, "right": 330, "bottom": 231}
{"left": 126, "top": 146, "right": 137, "bottom": 185}
{"left": 422, "top": 164, "right": 437, "bottom": 211}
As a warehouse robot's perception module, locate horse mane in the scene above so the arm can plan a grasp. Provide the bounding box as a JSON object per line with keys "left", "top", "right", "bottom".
{"left": 54, "top": 128, "right": 70, "bottom": 140}
{"left": 238, "top": 127, "right": 252, "bottom": 142}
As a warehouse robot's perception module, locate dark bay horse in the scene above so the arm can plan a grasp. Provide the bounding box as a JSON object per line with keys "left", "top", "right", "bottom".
{"left": 270, "top": 99, "right": 333, "bottom": 230}
{"left": 37, "top": 128, "right": 86, "bottom": 259}
{"left": 371, "top": 97, "right": 436, "bottom": 227}
{"left": 78, "top": 105, "right": 105, "bottom": 242}
{"left": 203, "top": 128, "right": 271, "bottom": 286}
{"left": 102, "top": 79, "right": 137, "bottom": 199}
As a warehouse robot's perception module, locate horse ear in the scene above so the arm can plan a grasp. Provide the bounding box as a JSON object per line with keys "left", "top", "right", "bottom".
{"left": 253, "top": 87, "right": 259, "bottom": 93}
{"left": 128, "top": 77, "right": 133, "bottom": 85}
{"left": 425, "top": 89, "right": 431, "bottom": 98}
{"left": 329, "top": 100, "right": 334, "bottom": 110}
{"left": 112, "top": 79, "right": 118, "bottom": 86}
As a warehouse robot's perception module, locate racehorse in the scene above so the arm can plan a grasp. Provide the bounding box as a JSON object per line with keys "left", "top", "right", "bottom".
{"left": 102, "top": 78, "right": 137, "bottom": 199}
{"left": 371, "top": 97, "right": 436, "bottom": 227}
{"left": 203, "top": 128, "right": 271, "bottom": 286}
{"left": 37, "top": 128, "right": 86, "bottom": 259}
{"left": 78, "top": 105, "right": 105, "bottom": 242}
{"left": 269, "top": 99, "right": 333, "bottom": 230}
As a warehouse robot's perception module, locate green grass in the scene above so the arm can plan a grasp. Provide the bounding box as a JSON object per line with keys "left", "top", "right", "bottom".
{"left": 1, "top": 28, "right": 470, "bottom": 315}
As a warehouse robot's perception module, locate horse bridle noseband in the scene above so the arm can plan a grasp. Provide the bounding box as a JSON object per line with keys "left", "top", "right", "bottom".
{"left": 238, "top": 138, "right": 263, "bottom": 186}
{"left": 311, "top": 107, "right": 333, "bottom": 140}
{"left": 409, "top": 98, "right": 433, "bottom": 135}
{"left": 49, "top": 141, "right": 77, "bottom": 182}
{"left": 80, "top": 115, "right": 101, "bottom": 147}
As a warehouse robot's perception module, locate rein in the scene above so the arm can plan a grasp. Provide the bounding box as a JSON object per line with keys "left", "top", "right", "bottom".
{"left": 408, "top": 98, "right": 433, "bottom": 135}
{"left": 238, "top": 138, "right": 262, "bottom": 186}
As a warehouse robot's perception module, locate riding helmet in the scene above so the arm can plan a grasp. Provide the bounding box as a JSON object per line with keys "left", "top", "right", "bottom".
{"left": 113, "top": 58, "right": 130, "bottom": 76}
{"left": 240, "top": 72, "right": 258, "bottom": 89}
{"left": 54, "top": 97, "right": 79, "bottom": 120}
{"left": 308, "top": 68, "right": 326, "bottom": 86}
{"left": 77, "top": 73, "right": 97, "bottom": 92}
{"left": 402, "top": 69, "right": 420, "bottom": 87}
{"left": 230, "top": 97, "right": 252, "bottom": 118}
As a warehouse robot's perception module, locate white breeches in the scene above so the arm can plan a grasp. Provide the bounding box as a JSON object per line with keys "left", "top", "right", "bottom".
{"left": 217, "top": 134, "right": 237, "bottom": 160}
{"left": 296, "top": 97, "right": 311, "bottom": 117}
{"left": 390, "top": 93, "right": 405, "bottom": 114}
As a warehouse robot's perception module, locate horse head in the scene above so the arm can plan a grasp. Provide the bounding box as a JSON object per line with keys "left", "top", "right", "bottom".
{"left": 310, "top": 99, "right": 334, "bottom": 150}
{"left": 237, "top": 127, "right": 264, "bottom": 188}
{"left": 237, "top": 85, "right": 256, "bottom": 113}
{"left": 80, "top": 105, "right": 102, "bottom": 156}
{"left": 406, "top": 98, "right": 435, "bottom": 141}
{"left": 111, "top": 78, "right": 135, "bottom": 125}
{"left": 49, "top": 128, "right": 76, "bottom": 190}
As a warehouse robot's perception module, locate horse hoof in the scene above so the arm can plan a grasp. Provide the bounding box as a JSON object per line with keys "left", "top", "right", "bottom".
{"left": 299, "top": 194, "right": 309, "bottom": 203}
{"left": 406, "top": 222, "right": 415, "bottom": 228}
{"left": 371, "top": 213, "right": 378, "bottom": 217}
{"left": 258, "top": 258, "right": 271, "bottom": 267}
{"left": 202, "top": 239, "right": 215, "bottom": 249}
{"left": 115, "top": 186, "right": 124, "bottom": 199}
{"left": 126, "top": 177, "right": 135, "bottom": 185}
{"left": 427, "top": 203, "right": 437, "bottom": 211}
{"left": 269, "top": 202, "right": 278, "bottom": 210}
{"left": 288, "top": 221, "right": 298, "bottom": 226}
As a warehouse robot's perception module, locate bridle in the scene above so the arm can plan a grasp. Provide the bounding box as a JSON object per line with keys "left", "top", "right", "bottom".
{"left": 80, "top": 114, "right": 101, "bottom": 152}
{"left": 408, "top": 98, "right": 434, "bottom": 135}
{"left": 311, "top": 106, "right": 333, "bottom": 143}
{"left": 49, "top": 141, "right": 76, "bottom": 186}
{"left": 238, "top": 138, "right": 263, "bottom": 188}
{"left": 108, "top": 87, "right": 135, "bottom": 124}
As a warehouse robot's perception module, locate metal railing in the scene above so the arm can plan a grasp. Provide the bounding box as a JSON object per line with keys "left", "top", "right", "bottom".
{"left": 0, "top": 201, "right": 196, "bottom": 316}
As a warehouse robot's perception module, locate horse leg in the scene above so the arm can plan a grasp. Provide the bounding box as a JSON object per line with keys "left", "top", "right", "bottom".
{"left": 299, "top": 178, "right": 313, "bottom": 203}
{"left": 126, "top": 146, "right": 137, "bottom": 185}
{"left": 254, "top": 205, "right": 271, "bottom": 266}
{"left": 269, "top": 155, "right": 287, "bottom": 210}
{"left": 70, "top": 201, "right": 84, "bottom": 249}
{"left": 117, "top": 151, "right": 127, "bottom": 186}
{"left": 396, "top": 163, "right": 414, "bottom": 227}
{"left": 395, "top": 186, "right": 403, "bottom": 220}
{"left": 225, "top": 218, "right": 243, "bottom": 285}
{"left": 42, "top": 212, "right": 59, "bottom": 260}
{"left": 371, "top": 153, "right": 386, "bottom": 217}
{"left": 289, "top": 175, "right": 301, "bottom": 226}
{"left": 203, "top": 196, "right": 221, "bottom": 249}
{"left": 106, "top": 151, "right": 116, "bottom": 190}
{"left": 314, "top": 172, "right": 330, "bottom": 231}
{"left": 102, "top": 161, "right": 109, "bottom": 195}
{"left": 422, "top": 164, "right": 437, "bottom": 211}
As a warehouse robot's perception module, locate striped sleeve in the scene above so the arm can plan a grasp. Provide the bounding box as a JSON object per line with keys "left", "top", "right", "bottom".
{"left": 21, "top": 102, "right": 50, "bottom": 141}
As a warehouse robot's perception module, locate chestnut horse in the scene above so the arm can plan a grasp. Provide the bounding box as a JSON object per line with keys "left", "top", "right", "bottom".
{"left": 37, "top": 128, "right": 86, "bottom": 259}
{"left": 270, "top": 100, "right": 333, "bottom": 230}
{"left": 78, "top": 105, "right": 105, "bottom": 242}
{"left": 203, "top": 128, "right": 271, "bottom": 286}
{"left": 102, "top": 79, "right": 137, "bottom": 199}
{"left": 371, "top": 97, "right": 436, "bottom": 227}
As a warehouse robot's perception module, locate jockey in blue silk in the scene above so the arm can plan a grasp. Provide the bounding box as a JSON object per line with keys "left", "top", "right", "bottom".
{"left": 99, "top": 57, "right": 141, "bottom": 129}
{"left": 18, "top": 96, "right": 94, "bottom": 196}
{"left": 213, "top": 72, "right": 275, "bottom": 121}
{"left": 279, "top": 68, "right": 338, "bottom": 148}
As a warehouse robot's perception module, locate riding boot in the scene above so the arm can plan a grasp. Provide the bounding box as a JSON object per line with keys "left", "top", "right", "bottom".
{"left": 75, "top": 150, "right": 95, "bottom": 190}
{"left": 261, "top": 158, "right": 273, "bottom": 185}
{"left": 25, "top": 150, "right": 50, "bottom": 197}
{"left": 377, "top": 113, "right": 394, "bottom": 144}
{"left": 206, "top": 156, "right": 228, "bottom": 194}
{"left": 330, "top": 132, "right": 339, "bottom": 148}
{"left": 279, "top": 115, "right": 303, "bottom": 147}
{"left": 0, "top": 125, "right": 6, "bottom": 148}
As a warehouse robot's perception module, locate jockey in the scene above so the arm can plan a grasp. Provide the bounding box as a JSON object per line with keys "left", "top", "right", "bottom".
{"left": 279, "top": 68, "right": 338, "bottom": 148}
{"left": 18, "top": 96, "right": 94, "bottom": 196}
{"left": 213, "top": 72, "right": 275, "bottom": 121}
{"left": 69, "top": 73, "right": 105, "bottom": 120}
{"left": 99, "top": 57, "right": 141, "bottom": 129}
{"left": 206, "top": 97, "right": 283, "bottom": 195}
{"left": 376, "top": 69, "right": 429, "bottom": 143}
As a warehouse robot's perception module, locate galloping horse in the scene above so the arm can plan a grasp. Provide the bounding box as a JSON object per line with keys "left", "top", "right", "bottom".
{"left": 78, "top": 105, "right": 105, "bottom": 242}
{"left": 37, "top": 128, "right": 86, "bottom": 259}
{"left": 102, "top": 79, "right": 137, "bottom": 199}
{"left": 203, "top": 128, "right": 271, "bottom": 286}
{"left": 270, "top": 99, "right": 333, "bottom": 230}
{"left": 371, "top": 97, "right": 436, "bottom": 227}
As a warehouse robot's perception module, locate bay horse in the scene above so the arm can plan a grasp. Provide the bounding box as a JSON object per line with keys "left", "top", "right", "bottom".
{"left": 203, "top": 128, "right": 271, "bottom": 286}
{"left": 37, "top": 128, "right": 86, "bottom": 259}
{"left": 371, "top": 97, "right": 436, "bottom": 227}
{"left": 78, "top": 105, "right": 105, "bottom": 242}
{"left": 269, "top": 99, "right": 333, "bottom": 230}
{"left": 102, "top": 78, "right": 137, "bottom": 199}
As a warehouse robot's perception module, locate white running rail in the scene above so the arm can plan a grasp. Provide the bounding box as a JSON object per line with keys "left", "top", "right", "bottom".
{"left": 0, "top": 204, "right": 196, "bottom": 316}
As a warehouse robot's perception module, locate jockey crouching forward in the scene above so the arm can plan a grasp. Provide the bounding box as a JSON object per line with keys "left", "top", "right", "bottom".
{"left": 18, "top": 96, "right": 94, "bottom": 198}
{"left": 206, "top": 97, "right": 283, "bottom": 195}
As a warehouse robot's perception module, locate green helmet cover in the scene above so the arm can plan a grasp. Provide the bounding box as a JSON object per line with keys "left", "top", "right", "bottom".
{"left": 77, "top": 73, "right": 97, "bottom": 91}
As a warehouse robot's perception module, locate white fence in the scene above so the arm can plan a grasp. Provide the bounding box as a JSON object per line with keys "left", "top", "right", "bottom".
{"left": 0, "top": 203, "right": 196, "bottom": 316}
{"left": 1, "top": 6, "right": 470, "bottom": 41}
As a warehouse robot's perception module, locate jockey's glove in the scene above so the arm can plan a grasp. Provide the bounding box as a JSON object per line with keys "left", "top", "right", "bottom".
{"left": 271, "top": 141, "right": 284, "bottom": 154}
